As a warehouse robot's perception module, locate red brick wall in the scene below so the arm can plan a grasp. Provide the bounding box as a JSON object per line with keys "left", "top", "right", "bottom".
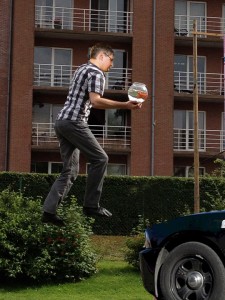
{"left": 130, "top": 0, "right": 153, "bottom": 176}
{"left": 8, "top": 0, "right": 35, "bottom": 171}
{"left": 154, "top": 0, "right": 174, "bottom": 176}
{"left": 0, "top": 0, "right": 11, "bottom": 170}
{"left": 131, "top": 0, "right": 174, "bottom": 176}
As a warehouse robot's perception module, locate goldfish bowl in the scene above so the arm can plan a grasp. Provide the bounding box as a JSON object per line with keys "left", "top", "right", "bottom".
{"left": 128, "top": 82, "right": 148, "bottom": 103}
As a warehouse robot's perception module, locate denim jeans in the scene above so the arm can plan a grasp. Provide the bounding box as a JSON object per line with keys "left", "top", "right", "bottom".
{"left": 43, "top": 119, "right": 108, "bottom": 214}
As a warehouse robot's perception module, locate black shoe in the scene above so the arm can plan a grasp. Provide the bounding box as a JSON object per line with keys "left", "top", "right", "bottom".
{"left": 42, "top": 212, "right": 66, "bottom": 227}
{"left": 83, "top": 206, "right": 112, "bottom": 218}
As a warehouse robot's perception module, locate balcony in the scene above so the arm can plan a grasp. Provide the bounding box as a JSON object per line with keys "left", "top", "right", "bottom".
{"left": 175, "top": 15, "right": 225, "bottom": 37}
{"left": 35, "top": 6, "right": 133, "bottom": 34}
{"left": 174, "top": 71, "right": 224, "bottom": 96}
{"left": 174, "top": 128, "right": 225, "bottom": 156}
{"left": 33, "top": 63, "right": 132, "bottom": 91}
{"left": 32, "top": 123, "right": 131, "bottom": 152}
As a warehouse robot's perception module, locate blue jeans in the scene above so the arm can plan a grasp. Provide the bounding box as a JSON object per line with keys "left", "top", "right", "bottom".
{"left": 43, "top": 119, "right": 108, "bottom": 214}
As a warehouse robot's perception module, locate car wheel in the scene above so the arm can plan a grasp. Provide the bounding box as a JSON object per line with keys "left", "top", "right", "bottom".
{"left": 159, "top": 241, "right": 225, "bottom": 300}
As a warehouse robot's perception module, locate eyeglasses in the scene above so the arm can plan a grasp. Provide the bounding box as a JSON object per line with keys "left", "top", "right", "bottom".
{"left": 104, "top": 52, "right": 114, "bottom": 62}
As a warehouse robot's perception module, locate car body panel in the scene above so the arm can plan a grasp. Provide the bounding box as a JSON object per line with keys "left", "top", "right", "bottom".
{"left": 139, "top": 210, "right": 225, "bottom": 298}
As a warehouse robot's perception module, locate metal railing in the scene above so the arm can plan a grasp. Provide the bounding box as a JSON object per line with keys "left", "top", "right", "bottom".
{"left": 174, "top": 128, "right": 225, "bottom": 153}
{"left": 35, "top": 6, "right": 133, "bottom": 33}
{"left": 175, "top": 15, "right": 225, "bottom": 37}
{"left": 174, "top": 71, "right": 224, "bottom": 95}
{"left": 33, "top": 63, "right": 132, "bottom": 90}
{"left": 32, "top": 123, "right": 131, "bottom": 148}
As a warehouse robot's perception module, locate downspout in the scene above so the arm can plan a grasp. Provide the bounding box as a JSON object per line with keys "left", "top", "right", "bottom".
{"left": 151, "top": 0, "right": 156, "bottom": 176}
{"left": 5, "top": 0, "right": 13, "bottom": 170}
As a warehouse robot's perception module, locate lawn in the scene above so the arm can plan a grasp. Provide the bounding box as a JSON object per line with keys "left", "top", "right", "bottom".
{"left": 0, "top": 236, "right": 153, "bottom": 300}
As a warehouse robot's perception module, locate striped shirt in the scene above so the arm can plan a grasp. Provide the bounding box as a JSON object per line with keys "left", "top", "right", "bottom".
{"left": 57, "top": 62, "right": 105, "bottom": 122}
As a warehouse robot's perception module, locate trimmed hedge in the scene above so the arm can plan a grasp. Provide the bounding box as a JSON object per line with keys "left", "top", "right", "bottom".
{"left": 1, "top": 172, "right": 225, "bottom": 235}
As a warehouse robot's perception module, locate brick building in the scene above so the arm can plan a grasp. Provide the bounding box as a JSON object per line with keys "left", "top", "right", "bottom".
{"left": 0, "top": 0, "right": 224, "bottom": 177}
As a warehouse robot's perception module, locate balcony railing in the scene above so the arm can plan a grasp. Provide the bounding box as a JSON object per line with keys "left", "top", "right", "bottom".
{"left": 174, "top": 71, "right": 224, "bottom": 95}
{"left": 174, "top": 128, "right": 225, "bottom": 153}
{"left": 33, "top": 63, "right": 132, "bottom": 90}
{"left": 175, "top": 15, "right": 225, "bottom": 37}
{"left": 32, "top": 123, "right": 131, "bottom": 149}
{"left": 35, "top": 6, "right": 133, "bottom": 33}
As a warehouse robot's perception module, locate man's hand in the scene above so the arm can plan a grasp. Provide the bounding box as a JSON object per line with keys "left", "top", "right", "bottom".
{"left": 126, "top": 101, "right": 142, "bottom": 109}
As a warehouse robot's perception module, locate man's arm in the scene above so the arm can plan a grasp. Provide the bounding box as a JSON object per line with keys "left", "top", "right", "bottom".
{"left": 89, "top": 92, "right": 142, "bottom": 110}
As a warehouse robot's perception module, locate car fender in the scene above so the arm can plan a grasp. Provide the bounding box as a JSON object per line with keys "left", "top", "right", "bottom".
{"left": 154, "top": 246, "right": 169, "bottom": 298}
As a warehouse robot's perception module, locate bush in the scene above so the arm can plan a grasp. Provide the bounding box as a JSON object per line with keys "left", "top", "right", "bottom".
{"left": 124, "top": 216, "right": 147, "bottom": 270}
{"left": 125, "top": 233, "right": 145, "bottom": 270}
{"left": 0, "top": 189, "right": 97, "bottom": 283}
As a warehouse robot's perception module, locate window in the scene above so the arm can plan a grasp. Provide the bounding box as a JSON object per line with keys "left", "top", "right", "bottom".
{"left": 174, "top": 166, "right": 205, "bottom": 177}
{"left": 174, "top": 54, "right": 206, "bottom": 93}
{"left": 108, "top": 0, "right": 128, "bottom": 32}
{"left": 33, "top": 103, "right": 63, "bottom": 123}
{"left": 86, "top": 163, "right": 127, "bottom": 175}
{"left": 32, "top": 103, "right": 63, "bottom": 139}
{"left": 31, "top": 162, "right": 63, "bottom": 174}
{"left": 49, "top": 162, "right": 63, "bottom": 173}
{"left": 34, "top": 47, "right": 72, "bottom": 87}
{"left": 35, "top": 0, "right": 73, "bottom": 29}
{"left": 105, "top": 109, "right": 127, "bottom": 138}
{"left": 90, "top": 0, "right": 129, "bottom": 32}
{"left": 175, "top": 1, "right": 206, "bottom": 36}
{"left": 174, "top": 110, "right": 206, "bottom": 151}
{"left": 107, "top": 164, "right": 127, "bottom": 175}
{"left": 106, "top": 49, "right": 129, "bottom": 90}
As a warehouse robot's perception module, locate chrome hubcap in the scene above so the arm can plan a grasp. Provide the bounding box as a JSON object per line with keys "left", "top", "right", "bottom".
{"left": 187, "top": 271, "right": 204, "bottom": 289}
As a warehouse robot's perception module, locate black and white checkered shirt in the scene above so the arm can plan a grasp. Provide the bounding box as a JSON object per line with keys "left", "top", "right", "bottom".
{"left": 57, "top": 62, "right": 105, "bottom": 122}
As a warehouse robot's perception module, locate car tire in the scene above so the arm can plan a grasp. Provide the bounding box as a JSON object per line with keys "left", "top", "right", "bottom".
{"left": 159, "top": 241, "right": 225, "bottom": 300}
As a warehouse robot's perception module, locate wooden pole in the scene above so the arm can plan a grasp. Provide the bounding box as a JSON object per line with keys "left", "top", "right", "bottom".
{"left": 193, "top": 20, "right": 200, "bottom": 213}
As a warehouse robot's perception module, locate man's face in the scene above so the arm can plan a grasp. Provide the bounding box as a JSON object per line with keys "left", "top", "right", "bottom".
{"left": 101, "top": 51, "right": 114, "bottom": 72}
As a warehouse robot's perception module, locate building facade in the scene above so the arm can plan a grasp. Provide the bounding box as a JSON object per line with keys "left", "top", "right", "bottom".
{"left": 0, "top": 0, "right": 224, "bottom": 177}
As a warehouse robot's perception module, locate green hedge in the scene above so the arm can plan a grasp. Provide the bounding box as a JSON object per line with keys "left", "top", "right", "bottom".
{"left": 1, "top": 172, "right": 225, "bottom": 235}
{"left": 0, "top": 189, "right": 97, "bottom": 283}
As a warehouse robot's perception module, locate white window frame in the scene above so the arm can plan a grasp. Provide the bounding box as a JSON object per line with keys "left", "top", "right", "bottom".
{"left": 174, "top": 54, "right": 206, "bottom": 93}
{"left": 175, "top": 1, "right": 207, "bottom": 36}
{"left": 174, "top": 110, "right": 206, "bottom": 151}
{"left": 34, "top": 46, "right": 72, "bottom": 87}
{"left": 35, "top": 0, "right": 73, "bottom": 29}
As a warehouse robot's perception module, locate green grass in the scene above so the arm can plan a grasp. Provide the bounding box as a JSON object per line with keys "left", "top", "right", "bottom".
{"left": 0, "top": 236, "right": 153, "bottom": 300}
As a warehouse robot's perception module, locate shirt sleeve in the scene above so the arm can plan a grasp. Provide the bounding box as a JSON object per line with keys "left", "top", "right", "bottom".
{"left": 88, "top": 71, "right": 105, "bottom": 96}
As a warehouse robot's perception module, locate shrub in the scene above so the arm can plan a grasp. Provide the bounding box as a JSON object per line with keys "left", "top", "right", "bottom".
{"left": 124, "top": 216, "right": 147, "bottom": 270}
{"left": 0, "top": 189, "right": 97, "bottom": 283}
{"left": 124, "top": 233, "right": 145, "bottom": 270}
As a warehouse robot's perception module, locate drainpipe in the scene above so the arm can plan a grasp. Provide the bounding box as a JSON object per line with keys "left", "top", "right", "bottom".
{"left": 151, "top": 0, "right": 156, "bottom": 176}
{"left": 5, "top": 0, "right": 13, "bottom": 170}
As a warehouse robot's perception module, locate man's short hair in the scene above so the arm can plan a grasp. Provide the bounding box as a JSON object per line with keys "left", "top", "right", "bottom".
{"left": 90, "top": 43, "right": 114, "bottom": 59}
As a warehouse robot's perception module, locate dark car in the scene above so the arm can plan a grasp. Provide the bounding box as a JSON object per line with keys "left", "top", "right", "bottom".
{"left": 139, "top": 210, "right": 225, "bottom": 300}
